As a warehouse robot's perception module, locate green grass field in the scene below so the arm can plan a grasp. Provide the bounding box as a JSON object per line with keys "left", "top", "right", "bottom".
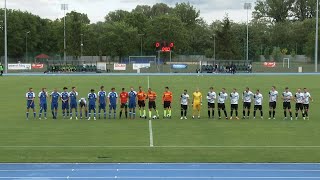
{"left": 0, "top": 75, "right": 320, "bottom": 163}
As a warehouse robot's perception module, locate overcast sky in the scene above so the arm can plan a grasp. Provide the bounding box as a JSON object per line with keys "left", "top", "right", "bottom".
{"left": 3, "top": 0, "right": 256, "bottom": 24}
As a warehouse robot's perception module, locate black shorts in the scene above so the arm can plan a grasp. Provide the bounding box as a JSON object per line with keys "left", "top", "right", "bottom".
{"left": 208, "top": 103, "right": 215, "bottom": 109}
{"left": 163, "top": 101, "right": 171, "bottom": 108}
{"left": 231, "top": 104, "right": 238, "bottom": 110}
{"left": 181, "top": 104, "right": 188, "bottom": 110}
{"left": 303, "top": 104, "right": 309, "bottom": 110}
{"left": 138, "top": 100, "right": 145, "bottom": 108}
{"left": 149, "top": 101, "right": 156, "bottom": 109}
{"left": 283, "top": 102, "right": 291, "bottom": 110}
{"left": 269, "top": 102, "right": 277, "bottom": 109}
{"left": 218, "top": 103, "right": 226, "bottom": 110}
{"left": 295, "top": 103, "right": 303, "bottom": 111}
{"left": 254, "top": 105, "right": 263, "bottom": 111}
{"left": 121, "top": 103, "right": 127, "bottom": 109}
{"left": 243, "top": 102, "right": 251, "bottom": 109}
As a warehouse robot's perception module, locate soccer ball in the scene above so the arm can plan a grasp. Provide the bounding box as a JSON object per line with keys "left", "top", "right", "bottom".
{"left": 167, "top": 114, "right": 171, "bottom": 118}
{"left": 152, "top": 115, "right": 158, "bottom": 119}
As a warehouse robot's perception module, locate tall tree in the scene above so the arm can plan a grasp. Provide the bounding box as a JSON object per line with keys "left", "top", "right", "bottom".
{"left": 253, "top": 0, "right": 295, "bottom": 22}
{"left": 151, "top": 3, "right": 172, "bottom": 17}
{"left": 173, "top": 2, "right": 200, "bottom": 27}
{"left": 104, "top": 22, "right": 139, "bottom": 61}
{"left": 292, "top": 0, "right": 316, "bottom": 21}
{"left": 65, "top": 11, "right": 90, "bottom": 58}
{"left": 215, "top": 16, "right": 240, "bottom": 60}
{"left": 105, "top": 10, "right": 130, "bottom": 23}
{"left": 144, "top": 15, "right": 188, "bottom": 55}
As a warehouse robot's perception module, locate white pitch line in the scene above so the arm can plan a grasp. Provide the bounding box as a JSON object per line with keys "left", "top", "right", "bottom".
{"left": 149, "top": 120, "right": 154, "bottom": 147}
{"left": 1, "top": 145, "right": 320, "bottom": 148}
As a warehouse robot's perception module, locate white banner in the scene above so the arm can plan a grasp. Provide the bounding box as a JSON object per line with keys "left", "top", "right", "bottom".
{"left": 8, "top": 63, "right": 31, "bottom": 70}
{"left": 114, "top": 63, "right": 126, "bottom": 71}
{"left": 133, "top": 63, "right": 150, "bottom": 70}
{"left": 97, "top": 62, "right": 107, "bottom": 71}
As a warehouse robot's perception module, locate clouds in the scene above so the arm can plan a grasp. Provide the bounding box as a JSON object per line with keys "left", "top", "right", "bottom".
{"left": 3, "top": 0, "right": 255, "bottom": 23}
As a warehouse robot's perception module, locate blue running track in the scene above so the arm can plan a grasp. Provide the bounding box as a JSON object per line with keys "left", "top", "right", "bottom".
{"left": 0, "top": 163, "right": 320, "bottom": 179}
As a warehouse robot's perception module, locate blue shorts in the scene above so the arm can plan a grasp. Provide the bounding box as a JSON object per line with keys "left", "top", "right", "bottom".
{"left": 62, "top": 102, "right": 69, "bottom": 110}
{"left": 70, "top": 103, "right": 77, "bottom": 109}
{"left": 99, "top": 103, "right": 106, "bottom": 110}
{"left": 27, "top": 101, "right": 35, "bottom": 109}
{"left": 88, "top": 104, "right": 96, "bottom": 111}
{"left": 51, "top": 103, "right": 58, "bottom": 110}
{"left": 128, "top": 102, "right": 136, "bottom": 109}
{"left": 40, "top": 103, "right": 47, "bottom": 111}
{"left": 109, "top": 104, "right": 117, "bottom": 110}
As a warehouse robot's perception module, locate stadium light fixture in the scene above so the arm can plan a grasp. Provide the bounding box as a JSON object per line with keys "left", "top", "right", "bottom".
{"left": 25, "top": 31, "right": 30, "bottom": 62}
{"left": 316, "top": 0, "right": 319, "bottom": 72}
{"left": 244, "top": 2, "right": 252, "bottom": 64}
{"left": 61, "top": 4, "right": 68, "bottom": 62}
{"left": 4, "top": 0, "right": 7, "bottom": 73}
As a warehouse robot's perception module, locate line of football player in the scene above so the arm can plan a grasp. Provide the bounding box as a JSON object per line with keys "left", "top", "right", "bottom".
{"left": 25, "top": 86, "right": 313, "bottom": 121}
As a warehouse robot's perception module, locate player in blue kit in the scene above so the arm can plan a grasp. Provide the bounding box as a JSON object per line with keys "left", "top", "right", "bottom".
{"left": 26, "top": 88, "right": 36, "bottom": 120}
{"left": 50, "top": 88, "right": 60, "bottom": 119}
{"left": 87, "top": 89, "right": 97, "bottom": 120}
{"left": 108, "top": 88, "right": 118, "bottom": 119}
{"left": 128, "top": 87, "right": 137, "bottom": 119}
{"left": 69, "top": 87, "right": 78, "bottom": 120}
{"left": 98, "top": 86, "right": 107, "bottom": 119}
{"left": 61, "top": 87, "right": 70, "bottom": 119}
{"left": 38, "top": 88, "right": 48, "bottom": 120}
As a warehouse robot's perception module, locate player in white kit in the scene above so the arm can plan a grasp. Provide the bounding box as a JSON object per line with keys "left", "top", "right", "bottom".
{"left": 206, "top": 87, "right": 216, "bottom": 119}
{"left": 180, "top": 90, "right": 190, "bottom": 119}
{"left": 253, "top": 89, "right": 263, "bottom": 119}
{"left": 230, "top": 88, "right": 239, "bottom": 120}
{"left": 268, "top": 86, "right": 278, "bottom": 119}
{"left": 294, "top": 88, "right": 305, "bottom": 120}
{"left": 303, "top": 88, "right": 313, "bottom": 120}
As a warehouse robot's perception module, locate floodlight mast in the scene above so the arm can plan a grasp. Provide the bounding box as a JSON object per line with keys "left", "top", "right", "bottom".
{"left": 61, "top": 4, "right": 68, "bottom": 63}
{"left": 244, "top": 2, "right": 251, "bottom": 64}
{"left": 4, "top": 0, "right": 8, "bottom": 73}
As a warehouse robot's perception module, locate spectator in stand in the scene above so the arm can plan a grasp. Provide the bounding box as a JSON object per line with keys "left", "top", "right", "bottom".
{"left": 215, "top": 64, "right": 218, "bottom": 73}
{"left": 231, "top": 64, "right": 236, "bottom": 74}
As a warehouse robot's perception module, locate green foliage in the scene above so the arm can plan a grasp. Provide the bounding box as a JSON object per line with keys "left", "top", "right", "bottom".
{"left": 104, "top": 22, "right": 139, "bottom": 61}
{"left": 291, "top": 49, "right": 296, "bottom": 58}
{"left": 215, "top": 16, "right": 241, "bottom": 60}
{"left": 0, "top": 2, "right": 318, "bottom": 62}
{"left": 271, "top": 47, "right": 282, "bottom": 61}
{"left": 264, "top": 47, "right": 271, "bottom": 60}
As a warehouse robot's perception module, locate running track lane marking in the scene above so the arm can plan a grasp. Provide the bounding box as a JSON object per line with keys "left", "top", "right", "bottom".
{"left": 1, "top": 145, "right": 320, "bottom": 148}
{"left": 1, "top": 177, "right": 320, "bottom": 179}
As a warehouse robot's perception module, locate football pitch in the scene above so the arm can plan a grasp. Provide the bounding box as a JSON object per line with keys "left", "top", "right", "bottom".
{"left": 0, "top": 74, "right": 320, "bottom": 163}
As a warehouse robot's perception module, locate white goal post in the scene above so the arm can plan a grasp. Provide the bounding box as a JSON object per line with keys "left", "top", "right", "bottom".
{"left": 283, "top": 58, "right": 290, "bottom": 68}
